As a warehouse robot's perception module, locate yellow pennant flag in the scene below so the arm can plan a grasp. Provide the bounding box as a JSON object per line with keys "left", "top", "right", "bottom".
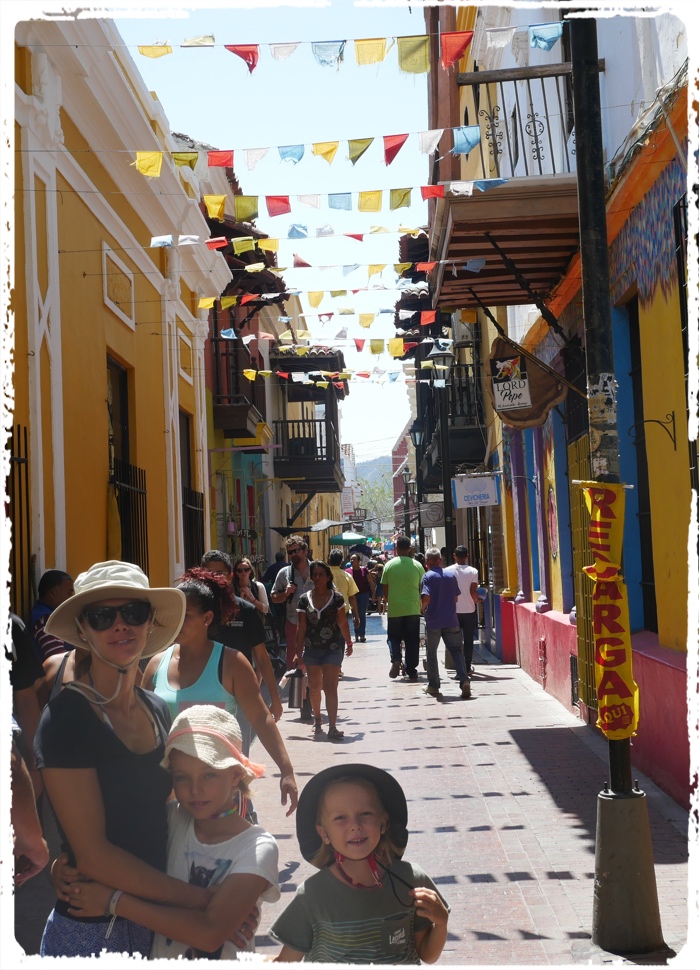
{"left": 296, "top": 346, "right": 310, "bottom": 355}
{"left": 339, "top": 308, "right": 354, "bottom": 315}
{"left": 389, "top": 337, "right": 405, "bottom": 357}
{"left": 243, "top": 369, "right": 258, "bottom": 381}
{"left": 235, "top": 196, "right": 259, "bottom": 222}
{"left": 370, "top": 226, "right": 390, "bottom": 234}
{"left": 259, "top": 370, "right": 272, "bottom": 378}
{"left": 172, "top": 152, "right": 199, "bottom": 169}
{"left": 296, "top": 329, "right": 312, "bottom": 338}
{"left": 330, "top": 290, "right": 347, "bottom": 298}
{"left": 221, "top": 296, "right": 237, "bottom": 309}
{"left": 394, "top": 262, "right": 412, "bottom": 274}
{"left": 359, "top": 314, "right": 375, "bottom": 329}
{"left": 359, "top": 190, "right": 382, "bottom": 212}
{"left": 204, "top": 195, "right": 226, "bottom": 220}
{"left": 348, "top": 138, "right": 374, "bottom": 165}
{"left": 354, "top": 37, "right": 387, "bottom": 65}
{"left": 317, "top": 380, "right": 329, "bottom": 389}
{"left": 232, "top": 237, "right": 255, "bottom": 255}
{"left": 258, "top": 238, "right": 279, "bottom": 252}
{"left": 420, "top": 360, "right": 435, "bottom": 369}
{"left": 271, "top": 266, "right": 287, "bottom": 273}
{"left": 370, "top": 339, "right": 385, "bottom": 354}
{"left": 138, "top": 45, "right": 173, "bottom": 58}
{"left": 390, "top": 188, "right": 412, "bottom": 210}
{"left": 308, "top": 292, "right": 324, "bottom": 308}
{"left": 198, "top": 297, "right": 216, "bottom": 309}
{"left": 133, "top": 151, "right": 163, "bottom": 178}
{"left": 397, "top": 35, "right": 430, "bottom": 74}
{"left": 312, "top": 141, "right": 339, "bottom": 164}
{"left": 279, "top": 330, "right": 295, "bottom": 342}
{"left": 338, "top": 371, "right": 353, "bottom": 379}
{"left": 368, "top": 264, "right": 386, "bottom": 278}
{"left": 399, "top": 225, "right": 423, "bottom": 237}
{"left": 246, "top": 262, "right": 266, "bottom": 272}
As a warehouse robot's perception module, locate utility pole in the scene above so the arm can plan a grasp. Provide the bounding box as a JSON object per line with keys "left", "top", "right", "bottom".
{"left": 570, "top": 16, "right": 664, "bottom": 956}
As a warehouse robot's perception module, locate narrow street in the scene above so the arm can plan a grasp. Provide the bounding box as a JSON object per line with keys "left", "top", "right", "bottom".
{"left": 249, "top": 614, "right": 689, "bottom": 966}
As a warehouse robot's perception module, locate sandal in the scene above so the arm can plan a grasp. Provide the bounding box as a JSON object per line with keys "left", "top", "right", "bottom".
{"left": 313, "top": 718, "right": 323, "bottom": 734}
{"left": 327, "top": 726, "right": 345, "bottom": 741}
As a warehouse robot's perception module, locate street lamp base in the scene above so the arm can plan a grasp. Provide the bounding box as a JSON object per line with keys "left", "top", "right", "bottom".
{"left": 592, "top": 789, "right": 665, "bottom": 954}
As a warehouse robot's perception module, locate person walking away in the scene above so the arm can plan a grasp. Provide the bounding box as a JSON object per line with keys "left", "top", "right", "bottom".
{"left": 346, "top": 554, "right": 372, "bottom": 641}
{"left": 30, "top": 570, "right": 74, "bottom": 661}
{"left": 444, "top": 545, "right": 479, "bottom": 686}
{"left": 270, "top": 536, "right": 314, "bottom": 670}
{"left": 329, "top": 550, "right": 360, "bottom": 630}
{"left": 295, "top": 561, "right": 353, "bottom": 741}
{"left": 380, "top": 536, "right": 424, "bottom": 681}
{"left": 370, "top": 560, "right": 386, "bottom": 615}
{"left": 270, "top": 764, "right": 449, "bottom": 963}
{"left": 263, "top": 552, "right": 288, "bottom": 642}
{"left": 420, "top": 548, "right": 470, "bottom": 700}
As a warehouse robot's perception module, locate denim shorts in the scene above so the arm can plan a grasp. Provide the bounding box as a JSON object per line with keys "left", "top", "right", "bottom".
{"left": 302, "top": 645, "right": 345, "bottom": 667}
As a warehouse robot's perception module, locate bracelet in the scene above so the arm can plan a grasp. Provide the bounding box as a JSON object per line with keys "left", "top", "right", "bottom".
{"left": 108, "top": 890, "right": 123, "bottom": 917}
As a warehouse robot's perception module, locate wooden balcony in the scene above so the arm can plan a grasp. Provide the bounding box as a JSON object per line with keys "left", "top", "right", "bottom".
{"left": 212, "top": 396, "right": 264, "bottom": 438}
{"left": 273, "top": 418, "right": 344, "bottom": 493}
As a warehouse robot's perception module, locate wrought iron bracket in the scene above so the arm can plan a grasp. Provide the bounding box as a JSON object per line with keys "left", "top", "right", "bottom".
{"left": 628, "top": 411, "right": 676, "bottom": 450}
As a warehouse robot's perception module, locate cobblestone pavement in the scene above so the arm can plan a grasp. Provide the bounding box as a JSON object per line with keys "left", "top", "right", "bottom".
{"left": 13, "top": 612, "right": 691, "bottom": 965}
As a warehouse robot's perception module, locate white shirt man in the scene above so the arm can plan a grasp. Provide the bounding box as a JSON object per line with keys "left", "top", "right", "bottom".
{"left": 445, "top": 545, "right": 479, "bottom": 681}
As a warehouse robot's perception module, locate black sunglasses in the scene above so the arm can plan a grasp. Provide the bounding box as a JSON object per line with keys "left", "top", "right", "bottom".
{"left": 288, "top": 547, "right": 303, "bottom": 554}
{"left": 80, "top": 601, "right": 153, "bottom": 632}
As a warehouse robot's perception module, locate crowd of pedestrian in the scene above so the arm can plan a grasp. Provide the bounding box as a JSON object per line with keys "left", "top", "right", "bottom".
{"left": 9, "top": 532, "right": 483, "bottom": 960}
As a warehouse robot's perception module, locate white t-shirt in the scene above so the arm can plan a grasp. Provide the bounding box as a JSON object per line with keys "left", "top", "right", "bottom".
{"left": 151, "top": 802, "right": 280, "bottom": 961}
{"left": 445, "top": 563, "right": 479, "bottom": 614}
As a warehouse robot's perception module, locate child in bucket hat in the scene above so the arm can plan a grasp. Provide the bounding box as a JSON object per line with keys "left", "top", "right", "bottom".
{"left": 64, "top": 707, "right": 280, "bottom": 960}
{"left": 270, "top": 764, "right": 449, "bottom": 964}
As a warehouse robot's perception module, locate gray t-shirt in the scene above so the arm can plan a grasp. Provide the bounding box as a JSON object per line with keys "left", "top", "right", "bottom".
{"left": 269, "top": 861, "right": 448, "bottom": 964}
{"left": 271, "top": 564, "right": 314, "bottom": 625}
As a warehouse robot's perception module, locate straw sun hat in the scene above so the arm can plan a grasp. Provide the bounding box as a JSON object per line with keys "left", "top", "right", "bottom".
{"left": 45, "top": 560, "right": 186, "bottom": 657}
{"left": 161, "top": 706, "right": 265, "bottom": 781}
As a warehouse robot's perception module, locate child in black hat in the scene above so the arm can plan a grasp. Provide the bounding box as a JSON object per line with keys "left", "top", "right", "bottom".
{"left": 271, "top": 764, "right": 449, "bottom": 964}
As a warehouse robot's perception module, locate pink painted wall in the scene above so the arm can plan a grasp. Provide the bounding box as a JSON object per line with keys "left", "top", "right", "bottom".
{"left": 506, "top": 603, "right": 689, "bottom": 809}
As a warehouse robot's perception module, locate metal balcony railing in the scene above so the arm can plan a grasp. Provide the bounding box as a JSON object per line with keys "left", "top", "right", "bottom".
{"left": 457, "top": 63, "right": 577, "bottom": 180}
{"left": 274, "top": 418, "right": 340, "bottom": 464}
{"left": 182, "top": 485, "right": 205, "bottom": 570}
{"left": 112, "top": 458, "right": 149, "bottom": 574}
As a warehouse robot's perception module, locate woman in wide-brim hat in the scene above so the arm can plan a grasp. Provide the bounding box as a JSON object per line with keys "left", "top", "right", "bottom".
{"left": 35, "top": 561, "right": 231, "bottom": 958}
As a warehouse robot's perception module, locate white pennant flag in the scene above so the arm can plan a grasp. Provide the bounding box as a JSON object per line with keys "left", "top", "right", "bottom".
{"left": 182, "top": 34, "right": 215, "bottom": 47}
{"left": 177, "top": 234, "right": 199, "bottom": 246}
{"left": 418, "top": 129, "right": 444, "bottom": 155}
{"left": 270, "top": 42, "right": 299, "bottom": 60}
{"left": 485, "top": 26, "right": 517, "bottom": 52}
{"left": 298, "top": 194, "right": 321, "bottom": 209}
{"left": 150, "top": 234, "right": 173, "bottom": 248}
{"left": 291, "top": 372, "right": 306, "bottom": 382}
{"left": 242, "top": 334, "right": 256, "bottom": 345}
{"left": 449, "top": 181, "right": 475, "bottom": 196}
{"left": 244, "top": 148, "right": 269, "bottom": 171}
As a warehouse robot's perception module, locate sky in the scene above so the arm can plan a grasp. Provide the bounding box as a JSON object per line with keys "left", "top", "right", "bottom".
{"left": 109, "top": 0, "right": 433, "bottom": 461}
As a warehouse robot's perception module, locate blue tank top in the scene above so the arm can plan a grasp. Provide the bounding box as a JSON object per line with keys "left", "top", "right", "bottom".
{"left": 151, "top": 641, "right": 238, "bottom": 720}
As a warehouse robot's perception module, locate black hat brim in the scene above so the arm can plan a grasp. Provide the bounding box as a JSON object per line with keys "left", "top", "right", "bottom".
{"left": 296, "top": 763, "right": 409, "bottom": 865}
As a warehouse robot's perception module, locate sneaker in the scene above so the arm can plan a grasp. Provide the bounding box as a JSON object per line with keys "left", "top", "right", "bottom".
{"left": 424, "top": 685, "right": 441, "bottom": 698}
{"left": 407, "top": 673, "right": 419, "bottom": 683}
{"left": 389, "top": 661, "right": 401, "bottom": 679}
{"left": 460, "top": 681, "right": 471, "bottom": 699}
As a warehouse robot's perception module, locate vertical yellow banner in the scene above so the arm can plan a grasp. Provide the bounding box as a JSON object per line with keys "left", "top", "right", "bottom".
{"left": 580, "top": 482, "right": 640, "bottom": 740}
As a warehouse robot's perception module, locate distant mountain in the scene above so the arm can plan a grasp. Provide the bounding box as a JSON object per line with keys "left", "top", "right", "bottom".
{"left": 356, "top": 456, "right": 392, "bottom": 486}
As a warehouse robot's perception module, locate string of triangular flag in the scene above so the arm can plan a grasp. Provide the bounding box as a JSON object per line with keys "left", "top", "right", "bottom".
{"left": 133, "top": 126, "right": 487, "bottom": 177}
{"left": 136, "top": 24, "right": 563, "bottom": 68}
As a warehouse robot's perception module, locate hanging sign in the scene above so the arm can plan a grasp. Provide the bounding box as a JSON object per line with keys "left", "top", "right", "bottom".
{"left": 419, "top": 502, "right": 445, "bottom": 528}
{"left": 490, "top": 355, "right": 532, "bottom": 410}
{"left": 452, "top": 475, "right": 499, "bottom": 508}
{"left": 580, "top": 481, "right": 639, "bottom": 740}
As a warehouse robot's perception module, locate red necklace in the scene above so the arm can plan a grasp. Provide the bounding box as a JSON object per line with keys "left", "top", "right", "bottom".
{"left": 333, "top": 850, "right": 383, "bottom": 889}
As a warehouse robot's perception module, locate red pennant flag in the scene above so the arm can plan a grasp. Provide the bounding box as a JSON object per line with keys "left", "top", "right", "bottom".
{"left": 383, "top": 133, "right": 409, "bottom": 166}
{"left": 333, "top": 381, "right": 344, "bottom": 389}
{"left": 225, "top": 44, "right": 259, "bottom": 73}
{"left": 416, "top": 262, "right": 437, "bottom": 272}
{"left": 352, "top": 288, "right": 367, "bottom": 294}
{"left": 266, "top": 195, "right": 291, "bottom": 217}
{"left": 241, "top": 294, "right": 257, "bottom": 305}
{"left": 206, "top": 237, "right": 228, "bottom": 250}
{"left": 327, "top": 372, "right": 340, "bottom": 379}
{"left": 318, "top": 312, "right": 334, "bottom": 323}
{"left": 293, "top": 254, "right": 312, "bottom": 268}
{"left": 354, "top": 338, "right": 366, "bottom": 352}
{"left": 420, "top": 311, "right": 436, "bottom": 326}
{"left": 440, "top": 30, "right": 474, "bottom": 69}
{"left": 404, "top": 342, "right": 419, "bottom": 351}
{"left": 356, "top": 371, "right": 371, "bottom": 378}
{"left": 344, "top": 233, "right": 364, "bottom": 242}
{"left": 421, "top": 184, "right": 445, "bottom": 200}
{"left": 207, "top": 150, "right": 233, "bottom": 167}
{"left": 277, "top": 371, "right": 290, "bottom": 379}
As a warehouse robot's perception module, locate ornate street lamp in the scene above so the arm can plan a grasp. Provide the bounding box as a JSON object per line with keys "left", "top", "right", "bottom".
{"left": 401, "top": 464, "right": 411, "bottom": 538}
{"left": 409, "top": 419, "right": 424, "bottom": 448}
{"left": 427, "top": 343, "right": 456, "bottom": 562}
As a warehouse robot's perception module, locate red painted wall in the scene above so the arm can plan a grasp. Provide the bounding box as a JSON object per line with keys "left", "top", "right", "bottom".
{"left": 505, "top": 603, "right": 689, "bottom": 809}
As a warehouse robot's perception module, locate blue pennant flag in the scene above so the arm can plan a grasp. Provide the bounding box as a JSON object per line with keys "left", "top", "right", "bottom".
{"left": 452, "top": 125, "right": 481, "bottom": 156}
{"left": 288, "top": 224, "right": 309, "bottom": 239}
{"left": 220, "top": 328, "right": 237, "bottom": 340}
{"left": 312, "top": 40, "right": 346, "bottom": 67}
{"left": 473, "top": 178, "right": 509, "bottom": 192}
{"left": 342, "top": 264, "right": 360, "bottom": 276}
{"left": 529, "top": 22, "right": 563, "bottom": 51}
{"left": 328, "top": 193, "right": 352, "bottom": 211}
{"left": 279, "top": 144, "right": 305, "bottom": 164}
